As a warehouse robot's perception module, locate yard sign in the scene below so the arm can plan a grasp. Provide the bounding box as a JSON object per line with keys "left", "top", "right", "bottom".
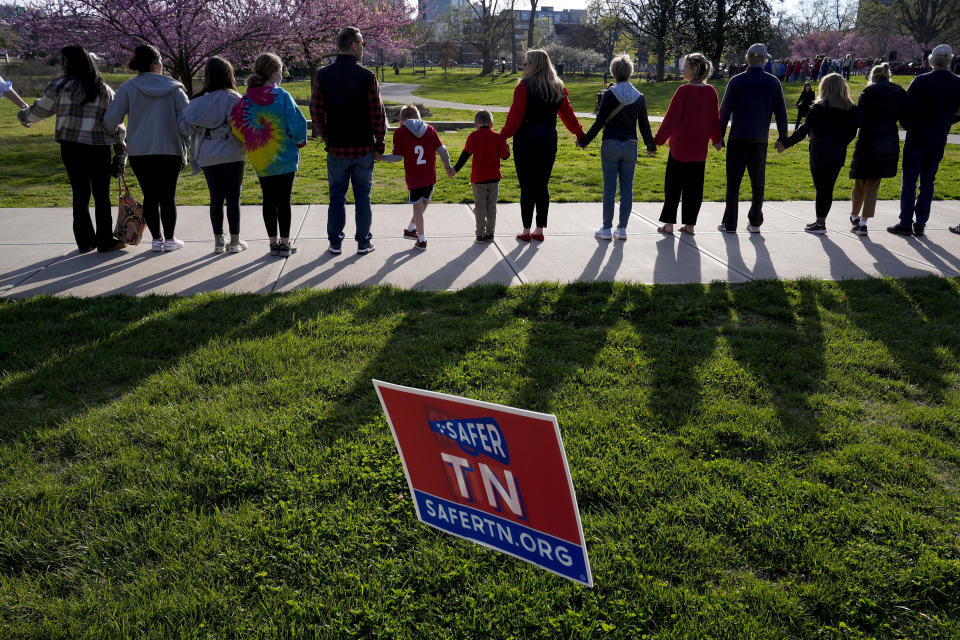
{"left": 373, "top": 380, "right": 593, "bottom": 587}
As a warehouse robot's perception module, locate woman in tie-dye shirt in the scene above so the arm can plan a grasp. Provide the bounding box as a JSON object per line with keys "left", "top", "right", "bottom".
{"left": 231, "top": 52, "right": 307, "bottom": 257}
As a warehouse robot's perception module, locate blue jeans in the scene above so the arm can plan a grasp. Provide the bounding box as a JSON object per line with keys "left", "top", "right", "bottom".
{"left": 600, "top": 138, "right": 637, "bottom": 229}
{"left": 899, "top": 141, "right": 944, "bottom": 230}
{"left": 327, "top": 152, "right": 374, "bottom": 246}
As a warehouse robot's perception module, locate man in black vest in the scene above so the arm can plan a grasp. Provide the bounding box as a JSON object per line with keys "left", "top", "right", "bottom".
{"left": 311, "top": 26, "right": 387, "bottom": 254}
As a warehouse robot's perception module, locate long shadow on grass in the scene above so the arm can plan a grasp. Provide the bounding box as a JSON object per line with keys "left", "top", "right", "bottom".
{"left": 834, "top": 276, "right": 960, "bottom": 402}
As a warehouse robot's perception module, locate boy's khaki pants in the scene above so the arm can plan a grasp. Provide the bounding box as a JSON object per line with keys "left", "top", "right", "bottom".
{"left": 472, "top": 182, "right": 499, "bottom": 236}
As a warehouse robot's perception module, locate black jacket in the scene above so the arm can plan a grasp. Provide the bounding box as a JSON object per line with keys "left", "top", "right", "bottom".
{"left": 312, "top": 55, "right": 378, "bottom": 150}
{"left": 784, "top": 103, "right": 858, "bottom": 166}
{"left": 580, "top": 88, "right": 655, "bottom": 151}
{"left": 849, "top": 79, "right": 917, "bottom": 179}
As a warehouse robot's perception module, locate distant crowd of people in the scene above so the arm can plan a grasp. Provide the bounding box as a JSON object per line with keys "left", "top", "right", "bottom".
{"left": 3, "top": 32, "right": 960, "bottom": 262}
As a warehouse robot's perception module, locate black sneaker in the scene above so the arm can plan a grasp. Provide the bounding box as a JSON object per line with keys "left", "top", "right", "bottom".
{"left": 276, "top": 243, "right": 297, "bottom": 257}
{"left": 269, "top": 242, "right": 281, "bottom": 255}
{"left": 887, "top": 224, "right": 913, "bottom": 237}
{"left": 849, "top": 215, "right": 860, "bottom": 227}
{"left": 476, "top": 235, "right": 485, "bottom": 243}
{"left": 913, "top": 225, "right": 925, "bottom": 237}
{"left": 328, "top": 244, "right": 342, "bottom": 255}
{"left": 804, "top": 221, "right": 827, "bottom": 234}
{"left": 357, "top": 241, "right": 376, "bottom": 254}
{"left": 483, "top": 234, "right": 494, "bottom": 242}
{"left": 852, "top": 225, "right": 868, "bottom": 236}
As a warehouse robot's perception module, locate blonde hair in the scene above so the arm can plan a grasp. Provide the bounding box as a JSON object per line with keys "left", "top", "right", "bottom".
{"left": 522, "top": 49, "right": 564, "bottom": 104}
{"left": 399, "top": 104, "right": 420, "bottom": 120}
{"left": 247, "top": 53, "right": 282, "bottom": 87}
{"left": 816, "top": 73, "right": 854, "bottom": 110}
{"left": 869, "top": 62, "right": 890, "bottom": 84}
{"left": 474, "top": 109, "right": 493, "bottom": 125}
{"left": 684, "top": 52, "right": 713, "bottom": 83}
{"left": 609, "top": 54, "right": 633, "bottom": 82}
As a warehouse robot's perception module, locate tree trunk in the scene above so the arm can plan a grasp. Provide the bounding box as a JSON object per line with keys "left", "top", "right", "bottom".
{"left": 171, "top": 57, "right": 194, "bottom": 97}
{"left": 655, "top": 39, "right": 666, "bottom": 82}
{"left": 527, "top": 0, "right": 539, "bottom": 49}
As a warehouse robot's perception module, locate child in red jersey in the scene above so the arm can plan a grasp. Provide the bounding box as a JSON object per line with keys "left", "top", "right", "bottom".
{"left": 453, "top": 110, "right": 510, "bottom": 242}
{"left": 381, "top": 104, "right": 454, "bottom": 250}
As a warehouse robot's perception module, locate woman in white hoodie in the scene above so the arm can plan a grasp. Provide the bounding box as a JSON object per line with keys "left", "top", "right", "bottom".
{"left": 183, "top": 57, "right": 247, "bottom": 254}
{"left": 104, "top": 44, "right": 190, "bottom": 252}
{"left": 578, "top": 54, "right": 656, "bottom": 241}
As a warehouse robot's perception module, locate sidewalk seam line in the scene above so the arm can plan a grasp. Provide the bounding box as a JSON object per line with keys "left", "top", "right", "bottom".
{"left": 271, "top": 204, "right": 312, "bottom": 293}
{"left": 630, "top": 209, "right": 755, "bottom": 282}
{"left": 465, "top": 202, "right": 524, "bottom": 285}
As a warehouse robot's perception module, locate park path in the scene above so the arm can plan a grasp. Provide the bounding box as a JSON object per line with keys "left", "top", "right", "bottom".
{"left": 3, "top": 200, "right": 960, "bottom": 297}
{"left": 380, "top": 82, "right": 960, "bottom": 144}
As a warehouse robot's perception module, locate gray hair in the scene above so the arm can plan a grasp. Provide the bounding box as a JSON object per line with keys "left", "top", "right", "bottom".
{"left": 609, "top": 54, "right": 634, "bottom": 82}
{"left": 930, "top": 51, "right": 953, "bottom": 69}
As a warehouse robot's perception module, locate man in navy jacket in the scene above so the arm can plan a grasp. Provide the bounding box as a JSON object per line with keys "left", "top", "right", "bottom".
{"left": 889, "top": 44, "right": 960, "bottom": 237}
{"left": 717, "top": 43, "right": 790, "bottom": 233}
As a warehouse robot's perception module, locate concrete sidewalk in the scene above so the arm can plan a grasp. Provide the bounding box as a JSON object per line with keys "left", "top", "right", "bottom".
{"left": 2, "top": 200, "right": 960, "bottom": 298}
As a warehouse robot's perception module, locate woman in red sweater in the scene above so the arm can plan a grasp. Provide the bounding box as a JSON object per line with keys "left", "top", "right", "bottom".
{"left": 500, "top": 49, "right": 584, "bottom": 242}
{"left": 653, "top": 53, "right": 722, "bottom": 235}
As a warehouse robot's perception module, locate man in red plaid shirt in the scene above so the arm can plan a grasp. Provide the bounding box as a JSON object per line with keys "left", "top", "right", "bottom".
{"left": 311, "top": 26, "right": 387, "bottom": 255}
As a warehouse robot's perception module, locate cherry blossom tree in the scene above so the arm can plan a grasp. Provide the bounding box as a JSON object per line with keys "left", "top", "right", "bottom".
{"left": 277, "top": 0, "right": 412, "bottom": 90}
{"left": 789, "top": 29, "right": 845, "bottom": 59}
{"left": 15, "top": 0, "right": 285, "bottom": 96}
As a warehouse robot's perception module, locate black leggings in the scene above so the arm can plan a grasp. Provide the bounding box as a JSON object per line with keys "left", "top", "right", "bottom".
{"left": 659, "top": 154, "right": 705, "bottom": 226}
{"left": 203, "top": 161, "right": 245, "bottom": 235}
{"left": 259, "top": 172, "right": 295, "bottom": 238}
{"left": 811, "top": 164, "right": 842, "bottom": 219}
{"left": 513, "top": 125, "right": 557, "bottom": 229}
{"left": 60, "top": 141, "right": 113, "bottom": 251}
{"left": 129, "top": 155, "right": 182, "bottom": 240}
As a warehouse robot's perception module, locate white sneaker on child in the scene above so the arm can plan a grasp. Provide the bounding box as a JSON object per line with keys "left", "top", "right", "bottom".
{"left": 163, "top": 238, "right": 185, "bottom": 252}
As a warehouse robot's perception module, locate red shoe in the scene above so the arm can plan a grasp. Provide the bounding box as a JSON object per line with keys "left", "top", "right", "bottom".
{"left": 516, "top": 232, "right": 531, "bottom": 242}
{"left": 530, "top": 232, "right": 545, "bottom": 241}
{"left": 403, "top": 229, "right": 418, "bottom": 239}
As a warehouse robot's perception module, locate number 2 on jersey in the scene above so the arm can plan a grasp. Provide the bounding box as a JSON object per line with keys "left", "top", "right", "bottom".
{"left": 414, "top": 145, "right": 426, "bottom": 165}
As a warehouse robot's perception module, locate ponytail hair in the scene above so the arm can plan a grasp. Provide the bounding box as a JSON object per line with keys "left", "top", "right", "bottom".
{"left": 128, "top": 44, "right": 161, "bottom": 73}
{"left": 197, "top": 57, "right": 238, "bottom": 97}
{"left": 247, "top": 53, "right": 283, "bottom": 88}
{"left": 684, "top": 52, "right": 713, "bottom": 83}
{"left": 869, "top": 62, "right": 890, "bottom": 84}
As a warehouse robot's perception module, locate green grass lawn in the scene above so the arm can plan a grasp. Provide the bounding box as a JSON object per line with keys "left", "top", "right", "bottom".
{"left": 1, "top": 279, "right": 960, "bottom": 638}
{"left": 375, "top": 68, "right": 960, "bottom": 136}
{"left": 2, "top": 103, "right": 958, "bottom": 209}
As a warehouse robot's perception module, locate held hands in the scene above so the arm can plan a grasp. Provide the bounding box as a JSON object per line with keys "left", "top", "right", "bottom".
{"left": 374, "top": 152, "right": 384, "bottom": 162}
{"left": 18, "top": 109, "right": 31, "bottom": 128}
{"left": 445, "top": 166, "right": 456, "bottom": 178}
{"left": 774, "top": 141, "right": 786, "bottom": 153}
{"left": 713, "top": 141, "right": 723, "bottom": 151}
{"left": 646, "top": 149, "right": 656, "bottom": 158}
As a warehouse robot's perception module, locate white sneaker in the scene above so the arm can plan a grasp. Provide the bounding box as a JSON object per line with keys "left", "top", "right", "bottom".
{"left": 214, "top": 234, "right": 227, "bottom": 255}
{"left": 151, "top": 238, "right": 163, "bottom": 252}
{"left": 594, "top": 227, "right": 612, "bottom": 240}
{"left": 613, "top": 227, "right": 628, "bottom": 241}
{"left": 227, "top": 239, "right": 248, "bottom": 253}
{"left": 163, "top": 237, "right": 185, "bottom": 252}
{"left": 746, "top": 224, "right": 761, "bottom": 233}
{"left": 717, "top": 224, "right": 735, "bottom": 233}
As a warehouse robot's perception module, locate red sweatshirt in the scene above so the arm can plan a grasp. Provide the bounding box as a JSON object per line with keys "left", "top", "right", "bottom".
{"left": 499, "top": 82, "right": 584, "bottom": 140}
{"left": 463, "top": 126, "right": 510, "bottom": 183}
{"left": 653, "top": 83, "right": 721, "bottom": 162}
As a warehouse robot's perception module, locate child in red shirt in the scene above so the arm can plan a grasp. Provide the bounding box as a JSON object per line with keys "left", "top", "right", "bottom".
{"left": 382, "top": 105, "right": 454, "bottom": 250}
{"left": 453, "top": 110, "right": 511, "bottom": 241}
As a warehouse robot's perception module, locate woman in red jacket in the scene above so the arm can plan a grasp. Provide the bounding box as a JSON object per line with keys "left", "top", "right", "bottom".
{"left": 500, "top": 49, "right": 584, "bottom": 242}
{"left": 653, "top": 53, "right": 722, "bottom": 235}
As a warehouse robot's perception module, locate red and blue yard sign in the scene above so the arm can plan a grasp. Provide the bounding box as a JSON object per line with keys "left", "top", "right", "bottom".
{"left": 373, "top": 380, "right": 593, "bottom": 587}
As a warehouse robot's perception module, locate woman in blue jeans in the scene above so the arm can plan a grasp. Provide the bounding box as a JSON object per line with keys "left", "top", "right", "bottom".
{"left": 578, "top": 54, "right": 655, "bottom": 240}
